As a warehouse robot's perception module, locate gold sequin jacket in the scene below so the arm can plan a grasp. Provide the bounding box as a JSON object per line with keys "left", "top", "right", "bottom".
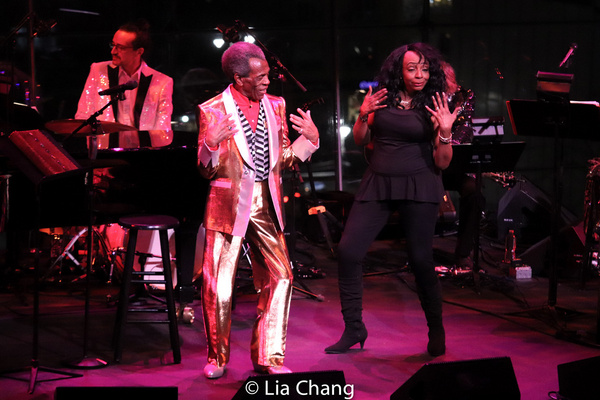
{"left": 197, "top": 85, "right": 318, "bottom": 237}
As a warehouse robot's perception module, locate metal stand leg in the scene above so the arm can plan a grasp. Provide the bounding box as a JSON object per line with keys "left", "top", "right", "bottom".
{"left": 42, "top": 227, "right": 86, "bottom": 281}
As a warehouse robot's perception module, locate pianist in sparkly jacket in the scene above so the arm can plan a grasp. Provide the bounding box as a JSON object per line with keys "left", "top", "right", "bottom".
{"left": 75, "top": 19, "right": 172, "bottom": 149}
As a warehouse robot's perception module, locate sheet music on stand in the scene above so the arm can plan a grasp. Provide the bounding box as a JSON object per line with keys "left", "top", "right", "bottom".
{"left": 445, "top": 142, "right": 526, "bottom": 176}
{"left": 0, "top": 129, "right": 82, "bottom": 185}
{"left": 471, "top": 116, "right": 505, "bottom": 144}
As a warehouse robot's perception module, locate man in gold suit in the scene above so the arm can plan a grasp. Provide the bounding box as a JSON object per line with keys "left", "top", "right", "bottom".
{"left": 197, "top": 41, "right": 319, "bottom": 379}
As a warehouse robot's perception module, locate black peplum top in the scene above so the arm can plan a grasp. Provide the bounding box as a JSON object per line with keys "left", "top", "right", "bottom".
{"left": 355, "top": 107, "right": 444, "bottom": 204}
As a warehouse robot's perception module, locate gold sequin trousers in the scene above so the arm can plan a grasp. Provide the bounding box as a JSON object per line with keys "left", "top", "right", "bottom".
{"left": 201, "top": 181, "right": 293, "bottom": 368}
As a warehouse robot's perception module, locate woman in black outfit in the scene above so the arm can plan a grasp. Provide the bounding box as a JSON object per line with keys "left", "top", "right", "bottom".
{"left": 325, "top": 43, "right": 457, "bottom": 357}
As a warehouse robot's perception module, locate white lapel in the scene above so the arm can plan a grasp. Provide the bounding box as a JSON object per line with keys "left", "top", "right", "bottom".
{"left": 262, "top": 96, "right": 280, "bottom": 171}
{"left": 223, "top": 86, "right": 254, "bottom": 168}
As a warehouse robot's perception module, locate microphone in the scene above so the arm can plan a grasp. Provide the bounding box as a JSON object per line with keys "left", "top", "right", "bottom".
{"left": 216, "top": 20, "right": 248, "bottom": 43}
{"left": 233, "top": 20, "right": 248, "bottom": 32}
{"left": 216, "top": 24, "right": 239, "bottom": 42}
{"left": 559, "top": 43, "right": 577, "bottom": 68}
{"left": 98, "top": 80, "right": 138, "bottom": 96}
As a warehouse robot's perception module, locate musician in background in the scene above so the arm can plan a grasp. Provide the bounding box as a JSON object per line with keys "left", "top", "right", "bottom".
{"left": 75, "top": 19, "right": 173, "bottom": 149}
{"left": 197, "top": 42, "right": 319, "bottom": 378}
{"left": 442, "top": 62, "right": 480, "bottom": 271}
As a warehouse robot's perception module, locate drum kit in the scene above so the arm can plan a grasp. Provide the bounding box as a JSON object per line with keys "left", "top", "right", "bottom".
{"left": 38, "top": 118, "right": 133, "bottom": 283}
{"left": 39, "top": 118, "right": 183, "bottom": 292}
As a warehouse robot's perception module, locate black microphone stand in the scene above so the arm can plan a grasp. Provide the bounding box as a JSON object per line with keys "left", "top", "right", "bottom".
{"left": 61, "top": 95, "right": 125, "bottom": 370}
{"left": 296, "top": 97, "right": 344, "bottom": 259}
{"left": 288, "top": 164, "right": 324, "bottom": 301}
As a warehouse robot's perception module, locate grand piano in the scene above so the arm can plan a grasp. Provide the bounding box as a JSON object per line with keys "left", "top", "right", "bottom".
{"left": 0, "top": 105, "right": 208, "bottom": 305}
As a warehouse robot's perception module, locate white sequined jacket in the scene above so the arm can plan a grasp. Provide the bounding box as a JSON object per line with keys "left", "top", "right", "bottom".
{"left": 75, "top": 61, "right": 173, "bottom": 148}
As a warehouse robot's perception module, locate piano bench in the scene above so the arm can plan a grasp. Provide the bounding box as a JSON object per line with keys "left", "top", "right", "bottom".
{"left": 112, "top": 214, "right": 181, "bottom": 364}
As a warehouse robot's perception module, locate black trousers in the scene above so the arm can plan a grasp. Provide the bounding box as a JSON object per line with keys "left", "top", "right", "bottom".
{"left": 336, "top": 199, "right": 440, "bottom": 324}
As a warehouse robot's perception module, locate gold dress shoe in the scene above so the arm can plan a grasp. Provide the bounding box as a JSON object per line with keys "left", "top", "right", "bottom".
{"left": 204, "top": 363, "right": 225, "bottom": 379}
{"left": 266, "top": 365, "right": 292, "bottom": 375}
{"left": 254, "top": 363, "right": 292, "bottom": 375}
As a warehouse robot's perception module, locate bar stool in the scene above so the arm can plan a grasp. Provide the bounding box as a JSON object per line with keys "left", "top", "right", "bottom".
{"left": 112, "top": 215, "right": 181, "bottom": 364}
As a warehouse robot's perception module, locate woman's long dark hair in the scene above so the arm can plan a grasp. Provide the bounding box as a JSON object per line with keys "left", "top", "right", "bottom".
{"left": 375, "top": 43, "right": 447, "bottom": 118}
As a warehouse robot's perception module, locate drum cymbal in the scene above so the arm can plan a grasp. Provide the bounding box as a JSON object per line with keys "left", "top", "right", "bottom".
{"left": 45, "top": 119, "right": 136, "bottom": 136}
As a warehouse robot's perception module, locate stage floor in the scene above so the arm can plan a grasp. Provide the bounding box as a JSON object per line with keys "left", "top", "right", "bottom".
{"left": 1, "top": 232, "right": 599, "bottom": 400}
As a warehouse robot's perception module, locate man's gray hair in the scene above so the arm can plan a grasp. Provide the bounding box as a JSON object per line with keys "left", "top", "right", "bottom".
{"left": 222, "top": 42, "right": 267, "bottom": 81}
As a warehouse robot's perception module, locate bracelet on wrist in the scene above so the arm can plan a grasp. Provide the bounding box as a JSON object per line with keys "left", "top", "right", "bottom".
{"left": 438, "top": 133, "right": 452, "bottom": 144}
{"left": 359, "top": 114, "right": 368, "bottom": 123}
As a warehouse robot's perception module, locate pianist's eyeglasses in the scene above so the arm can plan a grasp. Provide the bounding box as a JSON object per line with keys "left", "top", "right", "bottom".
{"left": 109, "top": 42, "right": 135, "bottom": 52}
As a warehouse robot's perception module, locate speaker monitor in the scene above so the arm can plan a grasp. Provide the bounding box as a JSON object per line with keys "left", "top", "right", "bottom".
{"left": 390, "top": 357, "right": 520, "bottom": 400}
{"left": 558, "top": 356, "right": 600, "bottom": 400}
{"left": 54, "top": 386, "right": 178, "bottom": 400}
{"left": 497, "top": 181, "right": 577, "bottom": 246}
{"left": 519, "top": 223, "right": 585, "bottom": 277}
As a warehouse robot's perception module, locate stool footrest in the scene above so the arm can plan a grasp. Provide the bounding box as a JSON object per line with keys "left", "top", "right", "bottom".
{"left": 131, "top": 279, "right": 167, "bottom": 284}
{"left": 127, "top": 320, "right": 171, "bottom": 324}
{"left": 133, "top": 271, "right": 166, "bottom": 276}
{"left": 128, "top": 307, "right": 168, "bottom": 312}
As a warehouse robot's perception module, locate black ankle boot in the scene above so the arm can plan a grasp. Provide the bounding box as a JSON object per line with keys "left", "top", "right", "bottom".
{"left": 418, "top": 281, "right": 446, "bottom": 357}
{"left": 427, "top": 326, "right": 445, "bottom": 357}
{"left": 324, "top": 323, "right": 368, "bottom": 354}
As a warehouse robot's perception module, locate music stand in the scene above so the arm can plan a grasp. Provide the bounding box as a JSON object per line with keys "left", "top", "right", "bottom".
{"left": 0, "top": 130, "right": 84, "bottom": 393}
{"left": 506, "top": 99, "right": 600, "bottom": 140}
{"left": 446, "top": 141, "right": 526, "bottom": 281}
{"left": 506, "top": 98, "right": 600, "bottom": 335}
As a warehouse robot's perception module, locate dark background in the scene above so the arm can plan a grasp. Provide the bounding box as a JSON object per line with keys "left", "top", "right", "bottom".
{"left": 2, "top": 0, "right": 600, "bottom": 235}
